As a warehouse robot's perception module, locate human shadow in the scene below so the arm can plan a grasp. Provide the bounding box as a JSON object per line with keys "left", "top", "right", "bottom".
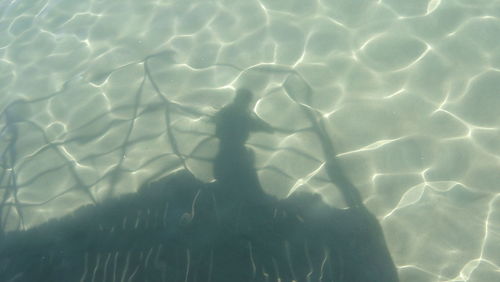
{"left": 183, "top": 88, "right": 400, "bottom": 282}
{"left": 212, "top": 88, "right": 272, "bottom": 199}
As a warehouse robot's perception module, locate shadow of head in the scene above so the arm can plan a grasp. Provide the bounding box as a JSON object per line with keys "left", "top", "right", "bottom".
{"left": 233, "top": 88, "right": 254, "bottom": 109}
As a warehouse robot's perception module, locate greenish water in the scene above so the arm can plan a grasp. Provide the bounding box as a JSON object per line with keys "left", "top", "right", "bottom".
{"left": 1, "top": 0, "right": 500, "bottom": 281}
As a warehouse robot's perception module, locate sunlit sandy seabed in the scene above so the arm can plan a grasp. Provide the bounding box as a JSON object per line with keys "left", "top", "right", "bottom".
{"left": 1, "top": 0, "right": 500, "bottom": 281}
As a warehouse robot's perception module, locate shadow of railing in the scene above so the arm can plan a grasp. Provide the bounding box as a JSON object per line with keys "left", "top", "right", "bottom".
{"left": 0, "top": 54, "right": 399, "bottom": 282}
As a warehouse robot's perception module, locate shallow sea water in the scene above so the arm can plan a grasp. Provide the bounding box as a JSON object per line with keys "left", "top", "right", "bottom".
{"left": 1, "top": 0, "right": 500, "bottom": 281}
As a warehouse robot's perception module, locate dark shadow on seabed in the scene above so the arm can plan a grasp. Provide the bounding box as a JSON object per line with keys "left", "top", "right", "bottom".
{"left": 0, "top": 88, "right": 399, "bottom": 282}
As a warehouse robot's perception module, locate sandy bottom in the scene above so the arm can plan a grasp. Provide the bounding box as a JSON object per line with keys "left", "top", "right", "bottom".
{"left": 1, "top": 0, "right": 500, "bottom": 281}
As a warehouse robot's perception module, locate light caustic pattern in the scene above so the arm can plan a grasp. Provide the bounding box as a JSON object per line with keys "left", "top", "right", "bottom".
{"left": 0, "top": 0, "right": 500, "bottom": 281}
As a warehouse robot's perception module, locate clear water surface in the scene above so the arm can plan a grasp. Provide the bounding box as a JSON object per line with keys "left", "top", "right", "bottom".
{"left": 1, "top": 0, "right": 500, "bottom": 281}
